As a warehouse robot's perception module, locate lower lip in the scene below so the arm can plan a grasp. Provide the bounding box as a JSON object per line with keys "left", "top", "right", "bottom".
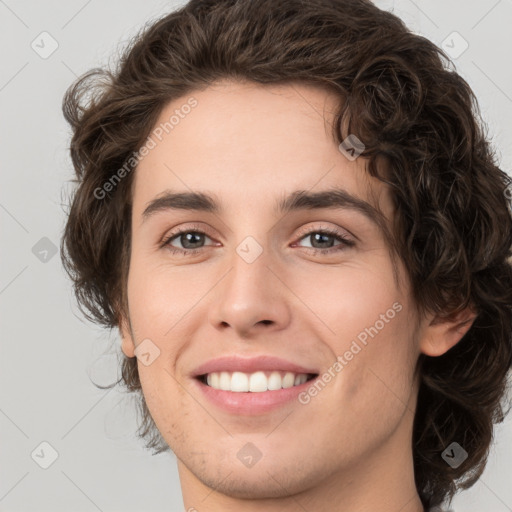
{"left": 193, "top": 376, "right": 318, "bottom": 415}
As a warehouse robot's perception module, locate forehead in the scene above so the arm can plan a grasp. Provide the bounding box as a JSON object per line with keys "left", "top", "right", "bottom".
{"left": 132, "top": 79, "right": 392, "bottom": 225}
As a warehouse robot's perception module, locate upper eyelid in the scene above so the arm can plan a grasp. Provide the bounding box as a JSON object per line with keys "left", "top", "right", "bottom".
{"left": 294, "top": 223, "right": 352, "bottom": 239}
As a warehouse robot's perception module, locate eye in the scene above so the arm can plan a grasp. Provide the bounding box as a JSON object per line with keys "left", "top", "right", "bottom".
{"left": 162, "top": 226, "right": 216, "bottom": 255}
{"left": 293, "top": 226, "right": 355, "bottom": 254}
{"left": 161, "top": 224, "right": 355, "bottom": 256}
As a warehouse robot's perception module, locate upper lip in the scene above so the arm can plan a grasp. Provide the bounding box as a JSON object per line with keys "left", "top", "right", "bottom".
{"left": 192, "top": 355, "right": 319, "bottom": 377}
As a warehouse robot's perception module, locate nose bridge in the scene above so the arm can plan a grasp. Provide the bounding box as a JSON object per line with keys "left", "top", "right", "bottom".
{"left": 208, "top": 232, "right": 291, "bottom": 333}
{"left": 225, "top": 233, "right": 274, "bottom": 304}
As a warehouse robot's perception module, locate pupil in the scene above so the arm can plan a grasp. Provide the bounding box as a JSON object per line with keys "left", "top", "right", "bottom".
{"left": 312, "top": 233, "right": 333, "bottom": 248}
{"left": 182, "top": 232, "right": 203, "bottom": 248}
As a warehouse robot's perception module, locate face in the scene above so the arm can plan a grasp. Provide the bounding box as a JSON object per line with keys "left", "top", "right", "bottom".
{"left": 120, "top": 80, "right": 425, "bottom": 501}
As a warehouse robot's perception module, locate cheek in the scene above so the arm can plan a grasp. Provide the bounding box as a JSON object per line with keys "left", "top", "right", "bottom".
{"left": 337, "top": 302, "right": 417, "bottom": 433}
{"left": 291, "top": 257, "right": 403, "bottom": 342}
{"left": 127, "top": 258, "right": 208, "bottom": 334}
{"left": 295, "top": 259, "right": 415, "bottom": 406}
{"left": 136, "top": 365, "right": 191, "bottom": 446}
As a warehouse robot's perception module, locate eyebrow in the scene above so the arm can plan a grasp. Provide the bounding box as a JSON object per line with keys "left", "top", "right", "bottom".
{"left": 141, "top": 188, "right": 387, "bottom": 233}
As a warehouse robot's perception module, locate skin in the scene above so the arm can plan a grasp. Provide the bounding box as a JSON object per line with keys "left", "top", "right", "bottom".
{"left": 120, "top": 79, "right": 476, "bottom": 512}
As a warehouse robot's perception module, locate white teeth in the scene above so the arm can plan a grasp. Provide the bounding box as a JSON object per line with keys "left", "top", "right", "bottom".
{"left": 282, "top": 372, "right": 295, "bottom": 388}
{"left": 219, "top": 371, "right": 231, "bottom": 391}
{"left": 203, "top": 370, "right": 311, "bottom": 392}
{"left": 231, "top": 372, "right": 249, "bottom": 392}
{"left": 267, "top": 371, "right": 282, "bottom": 391}
{"left": 249, "top": 371, "right": 268, "bottom": 392}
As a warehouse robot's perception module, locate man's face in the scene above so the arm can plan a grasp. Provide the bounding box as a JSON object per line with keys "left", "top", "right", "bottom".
{"left": 121, "top": 80, "right": 423, "bottom": 499}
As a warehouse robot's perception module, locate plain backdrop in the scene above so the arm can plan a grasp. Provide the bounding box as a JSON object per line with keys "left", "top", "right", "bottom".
{"left": 1, "top": 1, "right": 511, "bottom": 511}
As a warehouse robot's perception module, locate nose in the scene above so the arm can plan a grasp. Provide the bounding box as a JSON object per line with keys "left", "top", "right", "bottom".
{"left": 207, "top": 241, "right": 292, "bottom": 338}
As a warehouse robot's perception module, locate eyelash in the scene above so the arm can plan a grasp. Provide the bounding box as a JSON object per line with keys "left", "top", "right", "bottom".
{"left": 161, "top": 224, "right": 355, "bottom": 256}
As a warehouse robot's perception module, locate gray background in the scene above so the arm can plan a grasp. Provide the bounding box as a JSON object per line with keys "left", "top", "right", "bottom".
{"left": 0, "top": 0, "right": 511, "bottom": 511}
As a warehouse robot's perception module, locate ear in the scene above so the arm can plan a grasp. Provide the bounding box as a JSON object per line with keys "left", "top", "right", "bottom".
{"left": 419, "top": 304, "right": 478, "bottom": 357}
{"left": 119, "top": 313, "right": 136, "bottom": 358}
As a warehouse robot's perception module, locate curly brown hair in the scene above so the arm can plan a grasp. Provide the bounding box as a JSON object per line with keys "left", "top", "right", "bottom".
{"left": 60, "top": 0, "right": 512, "bottom": 509}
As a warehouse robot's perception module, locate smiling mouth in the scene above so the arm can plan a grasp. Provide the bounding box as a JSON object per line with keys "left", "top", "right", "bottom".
{"left": 197, "top": 371, "right": 318, "bottom": 392}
